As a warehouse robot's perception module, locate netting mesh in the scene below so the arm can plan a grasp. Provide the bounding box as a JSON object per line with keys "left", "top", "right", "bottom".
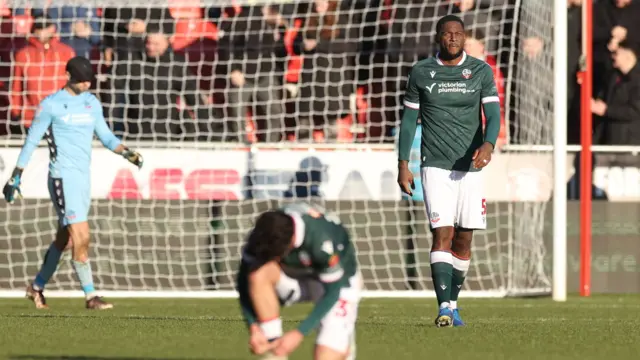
{"left": 0, "top": 0, "right": 551, "bottom": 296}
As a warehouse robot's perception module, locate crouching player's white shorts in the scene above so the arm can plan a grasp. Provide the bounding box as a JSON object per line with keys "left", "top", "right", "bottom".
{"left": 276, "top": 271, "right": 362, "bottom": 357}
{"left": 421, "top": 167, "right": 487, "bottom": 230}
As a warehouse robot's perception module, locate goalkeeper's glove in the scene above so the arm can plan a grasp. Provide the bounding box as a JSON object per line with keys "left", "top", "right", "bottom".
{"left": 3, "top": 168, "right": 23, "bottom": 204}
{"left": 122, "top": 148, "right": 143, "bottom": 169}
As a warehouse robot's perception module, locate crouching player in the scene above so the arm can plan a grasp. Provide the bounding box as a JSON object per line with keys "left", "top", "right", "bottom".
{"left": 237, "top": 202, "right": 361, "bottom": 360}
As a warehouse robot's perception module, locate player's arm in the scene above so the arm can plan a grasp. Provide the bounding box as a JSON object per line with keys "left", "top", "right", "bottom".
{"left": 3, "top": 103, "right": 53, "bottom": 203}
{"left": 398, "top": 66, "right": 421, "bottom": 162}
{"left": 481, "top": 64, "right": 501, "bottom": 148}
{"left": 472, "top": 64, "right": 501, "bottom": 168}
{"left": 397, "top": 66, "right": 420, "bottom": 195}
{"left": 236, "top": 252, "right": 259, "bottom": 328}
{"left": 296, "top": 243, "right": 344, "bottom": 336}
{"left": 93, "top": 110, "right": 143, "bottom": 169}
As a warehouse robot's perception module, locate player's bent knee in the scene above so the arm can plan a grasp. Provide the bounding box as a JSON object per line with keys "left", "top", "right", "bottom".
{"left": 68, "top": 222, "right": 90, "bottom": 245}
{"left": 432, "top": 227, "right": 455, "bottom": 249}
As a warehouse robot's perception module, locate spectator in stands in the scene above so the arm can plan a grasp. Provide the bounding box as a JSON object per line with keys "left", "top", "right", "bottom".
{"left": 110, "top": 25, "right": 217, "bottom": 140}
{"left": 383, "top": 1, "right": 445, "bottom": 138}
{"left": 450, "top": 0, "right": 509, "bottom": 56}
{"left": 591, "top": 40, "right": 640, "bottom": 145}
{"left": 297, "top": 0, "right": 361, "bottom": 141}
{"left": 15, "top": 6, "right": 101, "bottom": 58}
{"left": 464, "top": 29, "right": 507, "bottom": 148}
{"left": 10, "top": 14, "right": 75, "bottom": 130}
{"left": 593, "top": 0, "right": 640, "bottom": 97}
{"left": 102, "top": 7, "right": 175, "bottom": 133}
{"left": 567, "top": 0, "right": 583, "bottom": 145}
{"left": 216, "top": 5, "right": 288, "bottom": 142}
{"left": 102, "top": 7, "right": 174, "bottom": 66}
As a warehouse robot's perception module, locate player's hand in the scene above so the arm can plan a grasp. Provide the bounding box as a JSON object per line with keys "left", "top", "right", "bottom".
{"left": 272, "top": 330, "right": 303, "bottom": 357}
{"left": 472, "top": 142, "right": 493, "bottom": 169}
{"left": 248, "top": 324, "right": 272, "bottom": 355}
{"left": 122, "top": 148, "right": 143, "bottom": 169}
{"left": 397, "top": 162, "right": 415, "bottom": 196}
{"left": 3, "top": 168, "right": 23, "bottom": 204}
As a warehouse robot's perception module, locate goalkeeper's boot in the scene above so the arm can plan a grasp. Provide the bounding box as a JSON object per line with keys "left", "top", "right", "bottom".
{"left": 434, "top": 307, "right": 453, "bottom": 328}
{"left": 25, "top": 284, "right": 49, "bottom": 309}
{"left": 452, "top": 308, "right": 465, "bottom": 327}
{"left": 86, "top": 296, "right": 114, "bottom": 310}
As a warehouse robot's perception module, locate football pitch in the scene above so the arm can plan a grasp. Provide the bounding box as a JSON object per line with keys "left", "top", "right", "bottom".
{"left": 1, "top": 296, "right": 639, "bottom": 360}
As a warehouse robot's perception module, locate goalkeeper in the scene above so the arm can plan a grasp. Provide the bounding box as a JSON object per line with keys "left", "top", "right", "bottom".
{"left": 2, "top": 56, "right": 143, "bottom": 310}
{"left": 396, "top": 15, "right": 501, "bottom": 328}
{"left": 237, "top": 202, "right": 361, "bottom": 360}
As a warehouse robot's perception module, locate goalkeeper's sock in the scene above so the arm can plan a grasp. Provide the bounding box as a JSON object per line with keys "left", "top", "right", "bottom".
{"left": 259, "top": 317, "right": 283, "bottom": 342}
{"left": 430, "top": 250, "right": 453, "bottom": 308}
{"left": 450, "top": 253, "right": 471, "bottom": 309}
{"left": 72, "top": 260, "right": 97, "bottom": 299}
{"left": 33, "top": 243, "right": 63, "bottom": 290}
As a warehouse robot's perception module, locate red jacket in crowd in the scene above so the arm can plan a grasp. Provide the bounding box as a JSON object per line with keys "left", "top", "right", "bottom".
{"left": 11, "top": 36, "right": 75, "bottom": 127}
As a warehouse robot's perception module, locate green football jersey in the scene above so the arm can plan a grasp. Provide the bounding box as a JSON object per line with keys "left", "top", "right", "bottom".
{"left": 236, "top": 202, "right": 358, "bottom": 335}
{"left": 278, "top": 202, "right": 357, "bottom": 283}
{"left": 403, "top": 52, "right": 500, "bottom": 172}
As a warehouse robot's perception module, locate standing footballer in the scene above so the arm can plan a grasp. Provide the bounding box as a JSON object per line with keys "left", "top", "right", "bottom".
{"left": 2, "top": 56, "right": 143, "bottom": 309}
{"left": 397, "top": 15, "right": 501, "bottom": 328}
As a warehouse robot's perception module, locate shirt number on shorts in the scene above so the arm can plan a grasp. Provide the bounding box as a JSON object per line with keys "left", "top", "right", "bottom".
{"left": 334, "top": 299, "right": 349, "bottom": 317}
{"left": 481, "top": 199, "right": 487, "bottom": 215}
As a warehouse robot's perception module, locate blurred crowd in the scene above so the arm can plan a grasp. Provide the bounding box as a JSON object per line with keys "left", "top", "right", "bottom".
{"left": 0, "top": 0, "right": 634, "bottom": 145}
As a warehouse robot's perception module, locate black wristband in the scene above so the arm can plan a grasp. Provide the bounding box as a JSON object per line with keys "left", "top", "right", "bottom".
{"left": 12, "top": 168, "right": 23, "bottom": 178}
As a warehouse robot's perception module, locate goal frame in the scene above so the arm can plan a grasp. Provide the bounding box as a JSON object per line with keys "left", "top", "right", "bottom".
{"left": 0, "top": 0, "right": 563, "bottom": 300}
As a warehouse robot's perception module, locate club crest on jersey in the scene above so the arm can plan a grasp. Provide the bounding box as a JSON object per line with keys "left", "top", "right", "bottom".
{"left": 321, "top": 240, "right": 334, "bottom": 255}
{"left": 462, "top": 69, "right": 472, "bottom": 79}
{"left": 298, "top": 251, "right": 312, "bottom": 266}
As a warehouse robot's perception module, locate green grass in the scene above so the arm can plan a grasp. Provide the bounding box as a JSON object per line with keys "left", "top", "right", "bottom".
{"left": 1, "top": 295, "right": 640, "bottom": 360}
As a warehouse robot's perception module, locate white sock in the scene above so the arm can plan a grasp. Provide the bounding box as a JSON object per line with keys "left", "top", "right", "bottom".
{"left": 450, "top": 300, "right": 458, "bottom": 309}
{"left": 439, "top": 302, "right": 450, "bottom": 309}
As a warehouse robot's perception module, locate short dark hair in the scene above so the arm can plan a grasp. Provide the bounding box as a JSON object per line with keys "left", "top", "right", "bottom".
{"left": 618, "top": 40, "right": 639, "bottom": 56}
{"left": 436, "top": 14, "right": 465, "bottom": 34}
{"left": 31, "top": 14, "right": 54, "bottom": 32}
{"left": 244, "top": 210, "right": 295, "bottom": 264}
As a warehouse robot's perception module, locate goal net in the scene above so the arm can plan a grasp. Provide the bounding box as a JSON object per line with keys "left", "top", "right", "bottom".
{"left": 0, "top": 0, "right": 552, "bottom": 298}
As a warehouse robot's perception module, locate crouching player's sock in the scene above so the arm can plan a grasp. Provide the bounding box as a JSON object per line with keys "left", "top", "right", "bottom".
{"left": 33, "top": 243, "right": 63, "bottom": 290}
{"left": 71, "top": 260, "right": 97, "bottom": 299}
{"left": 451, "top": 253, "right": 470, "bottom": 326}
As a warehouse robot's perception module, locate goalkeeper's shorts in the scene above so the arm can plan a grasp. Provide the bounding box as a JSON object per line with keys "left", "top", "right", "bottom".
{"left": 48, "top": 175, "right": 90, "bottom": 227}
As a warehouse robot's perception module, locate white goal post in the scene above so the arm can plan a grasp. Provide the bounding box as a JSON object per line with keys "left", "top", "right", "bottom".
{"left": 0, "top": 0, "right": 559, "bottom": 299}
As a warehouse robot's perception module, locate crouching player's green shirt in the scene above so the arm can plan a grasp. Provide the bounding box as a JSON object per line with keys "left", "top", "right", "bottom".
{"left": 236, "top": 202, "right": 358, "bottom": 336}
